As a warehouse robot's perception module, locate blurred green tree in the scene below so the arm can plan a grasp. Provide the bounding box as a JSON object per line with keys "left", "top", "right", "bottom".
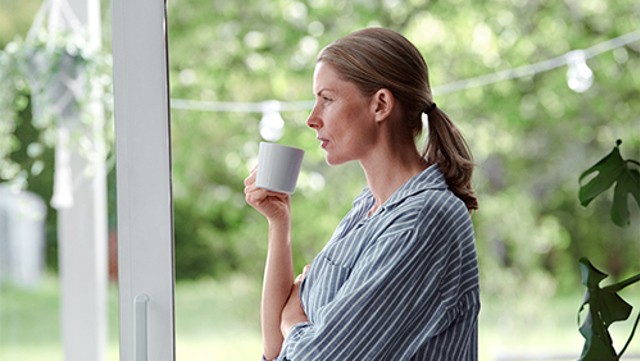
{"left": 1, "top": 1, "right": 639, "bottom": 324}
{"left": 165, "top": 0, "right": 639, "bottom": 297}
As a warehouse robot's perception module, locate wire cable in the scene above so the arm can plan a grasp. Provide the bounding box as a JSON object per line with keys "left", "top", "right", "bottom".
{"left": 170, "top": 29, "right": 640, "bottom": 113}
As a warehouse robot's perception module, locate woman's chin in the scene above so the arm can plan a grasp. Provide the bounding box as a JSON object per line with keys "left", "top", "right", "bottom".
{"left": 325, "top": 154, "right": 348, "bottom": 166}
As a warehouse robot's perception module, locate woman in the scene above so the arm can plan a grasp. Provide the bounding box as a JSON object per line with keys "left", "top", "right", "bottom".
{"left": 244, "top": 27, "right": 480, "bottom": 361}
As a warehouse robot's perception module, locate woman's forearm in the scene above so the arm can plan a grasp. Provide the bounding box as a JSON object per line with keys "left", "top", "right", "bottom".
{"left": 262, "top": 218, "right": 294, "bottom": 360}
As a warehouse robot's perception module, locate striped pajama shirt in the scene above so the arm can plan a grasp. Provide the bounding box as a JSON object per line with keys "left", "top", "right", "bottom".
{"left": 273, "top": 164, "right": 480, "bottom": 360}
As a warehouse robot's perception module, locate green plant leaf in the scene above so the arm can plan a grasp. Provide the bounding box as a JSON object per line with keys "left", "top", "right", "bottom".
{"left": 580, "top": 258, "right": 607, "bottom": 288}
{"left": 579, "top": 141, "right": 625, "bottom": 207}
{"left": 611, "top": 168, "right": 640, "bottom": 227}
{"left": 577, "top": 258, "right": 638, "bottom": 360}
{"left": 579, "top": 332, "right": 618, "bottom": 361}
{"left": 579, "top": 140, "right": 640, "bottom": 227}
{"left": 598, "top": 292, "right": 633, "bottom": 326}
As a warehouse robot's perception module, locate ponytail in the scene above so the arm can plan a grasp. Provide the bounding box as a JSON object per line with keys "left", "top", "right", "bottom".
{"left": 422, "top": 106, "right": 478, "bottom": 212}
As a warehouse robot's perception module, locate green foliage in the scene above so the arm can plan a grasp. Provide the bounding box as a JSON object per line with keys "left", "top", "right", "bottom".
{"left": 579, "top": 140, "right": 640, "bottom": 227}
{"left": 0, "top": 34, "right": 65, "bottom": 268}
{"left": 578, "top": 258, "right": 640, "bottom": 361}
{"left": 2, "top": 0, "right": 639, "bottom": 315}
{"left": 0, "top": 24, "right": 114, "bottom": 271}
{"left": 576, "top": 143, "right": 639, "bottom": 359}
{"left": 164, "top": 0, "right": 640, "bottom": 295}
{"left": 0, "top": 30, "right": 113, "bottom": 191}
{"left": 1, "top": 92, "right": 60, "bottom": 270}
{"left": 0, "top": 0, "right": 40, "bottom": 47}
{"left": 170, "top": 108, "right": 363, "bottom": 279}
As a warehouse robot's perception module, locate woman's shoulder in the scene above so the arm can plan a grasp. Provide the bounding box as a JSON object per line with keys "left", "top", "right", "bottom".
{"left": 390, "top": 188, "right": 475, "bottom": 251}
{"left": 390, "top": 186, "right": 469, "bottom": 224}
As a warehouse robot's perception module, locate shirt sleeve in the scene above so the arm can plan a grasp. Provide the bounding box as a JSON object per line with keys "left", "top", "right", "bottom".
{"left": 276, "top": 199, "right": 478, "bottom": 360}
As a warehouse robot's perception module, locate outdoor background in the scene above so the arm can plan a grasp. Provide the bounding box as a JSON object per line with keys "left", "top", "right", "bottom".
{"left": 1, "top": 0, "right": 639, "bottom": 360}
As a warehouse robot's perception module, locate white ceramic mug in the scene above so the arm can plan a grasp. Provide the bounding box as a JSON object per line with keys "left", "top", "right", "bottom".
{"left": 256, "top": 142, "right": 305, "bottom": 194}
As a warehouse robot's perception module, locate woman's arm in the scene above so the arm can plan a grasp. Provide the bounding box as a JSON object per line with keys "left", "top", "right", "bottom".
{"left": 262, "top": 218, "right": 294, "bottom": 359}
{"left": 244, "top": 167, "right": 295, "bottom": 360}
{"left": 281, "top": 266, "right": 310, "bottom": 337}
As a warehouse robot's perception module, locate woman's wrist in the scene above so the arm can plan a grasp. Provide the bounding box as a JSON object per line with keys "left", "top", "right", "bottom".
{"left": 267, "top": 209, "right": 290, "bottom": 227}
{"left": 268, "top": 217, "right": 291, "bottom": 245}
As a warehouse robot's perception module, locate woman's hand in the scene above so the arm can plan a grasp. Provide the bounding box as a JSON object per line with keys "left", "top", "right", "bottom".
{"left": 281, "top": 265, "right": 310, "bottom": 337}
{"left": 244, "top": 166, "right": 291, "bottom": 224}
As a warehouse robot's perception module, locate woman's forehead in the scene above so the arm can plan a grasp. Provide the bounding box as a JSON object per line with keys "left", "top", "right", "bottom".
{"left": 313, "top": 62, "right": 352, "bottom": 94}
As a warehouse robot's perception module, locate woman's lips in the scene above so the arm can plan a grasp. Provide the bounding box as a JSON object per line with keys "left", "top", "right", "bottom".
{"left": 318, "top": 138, "right": 329, "bottom": 149}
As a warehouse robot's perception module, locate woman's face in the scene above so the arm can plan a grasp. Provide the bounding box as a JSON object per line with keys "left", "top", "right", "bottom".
{"left": 306, "top": 62, "right": 378, "bottom": 166}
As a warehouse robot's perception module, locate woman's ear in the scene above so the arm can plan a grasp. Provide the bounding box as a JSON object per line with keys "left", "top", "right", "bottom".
{"left": 371, "top": 88, "right": 394, "bottom": 123}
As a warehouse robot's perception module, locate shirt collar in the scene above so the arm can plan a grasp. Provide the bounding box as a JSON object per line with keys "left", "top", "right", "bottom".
{"left": 353, "top": 164, "right": 448, "bottom": 211}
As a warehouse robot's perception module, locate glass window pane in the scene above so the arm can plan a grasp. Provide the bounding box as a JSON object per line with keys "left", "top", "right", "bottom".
{"left": 0, "top": 1, "right": 119, "bottom": 360}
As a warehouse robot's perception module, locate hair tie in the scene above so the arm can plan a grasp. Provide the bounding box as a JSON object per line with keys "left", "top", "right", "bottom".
{"left": 424, "top": 102, "right": 437, "bottom": 114}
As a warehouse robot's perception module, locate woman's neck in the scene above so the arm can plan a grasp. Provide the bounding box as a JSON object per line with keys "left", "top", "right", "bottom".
{"left": 360, "top": 142, "right": 428, "bottom": 215}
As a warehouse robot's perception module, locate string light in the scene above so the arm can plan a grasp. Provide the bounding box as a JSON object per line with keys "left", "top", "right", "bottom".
{"left": 170, "top": 99, "right": 314, "bottom": 142}
{"left": 259, "top": 100, "right": 285, "bottom": 142}
{"left": 170, "top": 28, "right": 640, "bottom": 124}
{"left": 566, "top": 50, "right": 593, "bottom": 93}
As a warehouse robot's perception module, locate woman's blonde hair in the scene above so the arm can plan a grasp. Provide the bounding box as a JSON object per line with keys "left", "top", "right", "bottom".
{"left": 317, "top": 27, "right": 478, "bottom": 211}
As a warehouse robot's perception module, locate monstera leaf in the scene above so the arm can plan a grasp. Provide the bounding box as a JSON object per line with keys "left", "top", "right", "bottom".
{"left": 579, "top": 140, "right": 640, "bottom": 228}
{"left": 578, "top": 258, "right": 640, "bottom": 361}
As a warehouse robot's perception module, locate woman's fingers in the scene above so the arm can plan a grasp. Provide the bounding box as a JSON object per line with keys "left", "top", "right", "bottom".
{"left": 245, "top": 186, "right": 290, "bottom": 219}
{"left": 244, "top": 166, "right": 288, "bottom": 201}
{"left": 245, "top": 187, "right": 271, "bottom": 209}
{"left": 244, "top": 165, "right": 291, "bottom": 221}
{"left": 295, "top": 264, "right": 311, "bottom": 283}
{"left": 244, "top": 166, "right": 264, "bottom": 201}
{"left": 245, "top": 185, "right": 287, "bottom": 204}
{"left": 243, "top": 165, "right": 258, "bottom": 188}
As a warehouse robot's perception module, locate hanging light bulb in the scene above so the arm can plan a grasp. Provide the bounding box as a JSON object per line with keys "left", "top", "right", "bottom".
{"left": 566, "top": 50, "right": 593, "bottom": 93}
{"left": 259, "top": 100, "right": 285, "bottom": 142}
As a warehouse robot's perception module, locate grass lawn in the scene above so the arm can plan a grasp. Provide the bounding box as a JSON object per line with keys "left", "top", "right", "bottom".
{"left": 1, "top": 273, "right": 639, "bottom": 361}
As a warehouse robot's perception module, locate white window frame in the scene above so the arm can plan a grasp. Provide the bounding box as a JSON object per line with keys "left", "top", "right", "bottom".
{"left": 111, "top": 0, "right": 176, "bottom": 360}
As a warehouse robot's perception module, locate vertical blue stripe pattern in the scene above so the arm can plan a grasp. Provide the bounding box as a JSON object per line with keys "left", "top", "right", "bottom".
{"left": 275, "top": 164, "right": 480, "bottom": 360}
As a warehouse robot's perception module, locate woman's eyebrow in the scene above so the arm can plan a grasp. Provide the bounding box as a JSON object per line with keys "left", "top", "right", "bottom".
{"left": 315, "top": 88, "right": 334, "bottom": 97}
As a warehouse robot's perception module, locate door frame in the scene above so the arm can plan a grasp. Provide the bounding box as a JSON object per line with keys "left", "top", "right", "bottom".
{"left": 111, "top": 0, "right": 176, "bottom": 360}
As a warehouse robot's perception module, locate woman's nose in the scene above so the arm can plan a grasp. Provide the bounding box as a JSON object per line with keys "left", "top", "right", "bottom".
{"left": 306, "top": 107, "right": 321, "bottom": 129}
